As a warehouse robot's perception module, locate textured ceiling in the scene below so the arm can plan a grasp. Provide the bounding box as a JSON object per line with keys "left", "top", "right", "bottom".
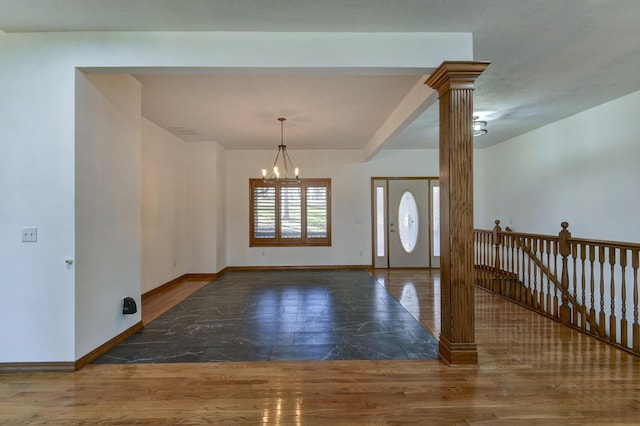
{"left": 2, "top": 0, "right": 640, "bottom": 150}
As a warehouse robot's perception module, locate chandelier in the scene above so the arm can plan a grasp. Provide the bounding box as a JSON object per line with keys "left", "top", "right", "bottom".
{"left": 472, "top": 116, "right": 488, "bottom": 136}
{"left": 262, "top": 117, "right": 300, "bottom": 183}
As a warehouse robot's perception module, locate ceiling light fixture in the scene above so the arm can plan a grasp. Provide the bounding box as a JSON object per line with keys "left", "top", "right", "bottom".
{"left": 472, "top": 116, "right": 488, "bottom": 136}
{"left": 262, "top": 117, "right": 300, "bottom": 183}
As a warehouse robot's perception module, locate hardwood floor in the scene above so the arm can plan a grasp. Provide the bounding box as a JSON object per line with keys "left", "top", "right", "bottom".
{"left": 142, "top": 279, "right": 210, "bottom": 324}
{"left": 2, "top": 269, "right": 640, "bottom": 424}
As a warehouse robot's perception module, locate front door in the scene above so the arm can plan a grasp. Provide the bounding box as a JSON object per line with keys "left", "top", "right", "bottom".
{"left": 388, "top": 179, "right": 429, "bottom": 267}
{"left": 372, "top": 178, "right": 440, "bottom": 268}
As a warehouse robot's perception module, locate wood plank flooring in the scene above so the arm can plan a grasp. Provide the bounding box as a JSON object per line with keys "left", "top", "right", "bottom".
{"left": 2, "top": 269, "right": 640, "bottom": 424}
{"left": 142, "top": 279, "right": 209, "bottom": 324}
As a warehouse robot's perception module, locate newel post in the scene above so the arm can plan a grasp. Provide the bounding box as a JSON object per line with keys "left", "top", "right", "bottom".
{"left": 493, "top": 220, "right": 502, "bottom": 270}
{"left": 492, "top": 220, "right": 502, "bottom": 293}
{"left": 559, "top": 221, "right": 572, "bottom": 324}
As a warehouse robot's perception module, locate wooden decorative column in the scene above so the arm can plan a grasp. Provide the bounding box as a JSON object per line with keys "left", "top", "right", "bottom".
{"left": 425, "top": 61, "right": 490, "bottom": 365}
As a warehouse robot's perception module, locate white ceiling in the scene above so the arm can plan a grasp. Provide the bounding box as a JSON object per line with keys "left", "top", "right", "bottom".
{"left": 135, "top": 73, "right": 423, "bottom": 150}
{"left": 2, "top": 0, "right": 640, "bottom": 150}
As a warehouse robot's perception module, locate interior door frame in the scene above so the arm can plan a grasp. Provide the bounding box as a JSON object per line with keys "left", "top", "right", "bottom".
{"left": 370, "top": 176, "right": 440, "bottom": 269}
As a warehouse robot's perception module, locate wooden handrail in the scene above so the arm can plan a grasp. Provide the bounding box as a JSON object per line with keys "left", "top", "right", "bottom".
{"left": 498, "top": 227, "right": 560, "bottom": 242}
{"left": 567, "top": 237, "right": 640, "bottom": 250}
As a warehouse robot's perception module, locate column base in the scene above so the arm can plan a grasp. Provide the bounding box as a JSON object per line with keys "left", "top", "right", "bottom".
{"left": 438, "top": 335, "right": 478, "bottom": 365}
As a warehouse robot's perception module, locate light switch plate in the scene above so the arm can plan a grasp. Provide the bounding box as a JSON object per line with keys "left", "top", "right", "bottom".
{"left": 22, "top": 226, "right": 37, "bottom": 242}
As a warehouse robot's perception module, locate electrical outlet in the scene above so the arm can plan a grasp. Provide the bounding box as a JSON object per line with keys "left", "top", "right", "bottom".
{"left": 22, "top": 226, "right": 37, "bottom": 242}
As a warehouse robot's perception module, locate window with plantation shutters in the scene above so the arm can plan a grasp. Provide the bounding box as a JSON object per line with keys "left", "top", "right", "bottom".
{"left": 250, "top": 178, "right": 331, "bottom": 246}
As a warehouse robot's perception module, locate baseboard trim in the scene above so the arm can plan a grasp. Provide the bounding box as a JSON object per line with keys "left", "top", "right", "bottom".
{"left": 185, "top": 272, "right": 221, "bottom": 281}
{"left": 0, "top": 362, "right": 76, "bottom": 373}
{"left": 226, "top": 265, "right": 371, "bottom": 272}
{"left": 74, "top": 321, "right": 144, "bottom": 370}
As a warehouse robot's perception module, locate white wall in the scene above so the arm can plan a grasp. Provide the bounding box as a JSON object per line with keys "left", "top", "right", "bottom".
{"left": 142, "top": 125, "right": 227, "bottom": 291}
{"left": 215, "top": 144, "right": 228, "bottom": 270}
{"left": 186, "top": 142, "right": 227, "bottom": 274}
{"left": 483, "top": 90, "right": 640, "bottom": 242}
{"left": 75, "top": 73, "right": 142, "bottom": 359}
{"left": 141, "top": 119, "right": 188, "bottom": 293}
{"left": 474, "top": 149, "right": 485, "bottom": 228}
{"left": 0, "top": 34, "right": 77, "bottom": 362}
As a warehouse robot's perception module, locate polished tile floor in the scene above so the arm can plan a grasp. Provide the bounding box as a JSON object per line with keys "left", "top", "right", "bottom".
{"left": 94, "top": 269, "right": 438, "bottom": 363}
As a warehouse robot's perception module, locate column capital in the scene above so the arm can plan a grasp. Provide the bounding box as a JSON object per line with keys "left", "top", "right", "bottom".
{"left": 425, "top": 61, "right": 490, "bottom": 95}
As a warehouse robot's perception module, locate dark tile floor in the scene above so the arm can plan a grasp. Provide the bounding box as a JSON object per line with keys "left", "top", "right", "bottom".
{"left": 94, "top": 269, "right": 438, "bottom": 363}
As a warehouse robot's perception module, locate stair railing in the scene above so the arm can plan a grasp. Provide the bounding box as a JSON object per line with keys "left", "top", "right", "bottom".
{"left": 475, "top": 221, "right": 640, "bottom": 357}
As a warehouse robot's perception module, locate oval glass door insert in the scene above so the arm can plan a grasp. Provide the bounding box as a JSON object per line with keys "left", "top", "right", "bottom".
{"left": 398, "top": 191, "right": 419, "bottom": 253}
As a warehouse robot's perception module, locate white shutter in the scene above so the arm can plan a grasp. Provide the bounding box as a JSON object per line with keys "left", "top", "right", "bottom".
{"left": 306, "top": 186, "right": 327, "bottom": 238}
{"left": 253, "top": 186, "right": 276, "bottom": 239}
{"left": 280, "top": 186, "right": 301, "bottom": 238}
